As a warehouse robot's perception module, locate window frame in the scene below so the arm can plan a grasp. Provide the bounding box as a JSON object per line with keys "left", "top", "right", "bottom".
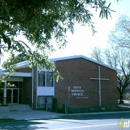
{"left": 38, "top": 70, "right": 54, "bottom": 87}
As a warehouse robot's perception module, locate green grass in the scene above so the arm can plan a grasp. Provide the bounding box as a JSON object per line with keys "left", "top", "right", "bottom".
{"left": 0, "top": 118, "right": 15, "bottom": 122}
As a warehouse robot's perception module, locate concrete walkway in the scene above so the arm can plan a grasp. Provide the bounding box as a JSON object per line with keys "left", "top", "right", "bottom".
{"left": 0, "top": 110, "right": 63, "bottom": 120}
{"left": 0, "top": 110, "right": 130, "bottom": 120}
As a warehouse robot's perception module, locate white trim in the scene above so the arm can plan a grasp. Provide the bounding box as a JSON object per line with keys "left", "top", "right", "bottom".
{"left": 37, "top": 87, "right": 54, "bottom": 96}
{"left": 0, "top": 71, "right": 32, "bottom": 77}
{"left": 9, "top": 72, "right": 32, "bottom": 77}
{"left": 37, "top": 67, "right": 54, "bottom": 71}
{"left": 6, "top": 77, "right": 23, "bottom": 82}
{"left": 15, "top": 60, "right": 30, "bottom": 69}
{"left": 50, "top": 55, "right": 120, "bottom": 72}
{"left": 90, "top": 78, "right": 109, "bottom": 80}
{"left": 13, "top": 55, "right": 120, "bottom": 73}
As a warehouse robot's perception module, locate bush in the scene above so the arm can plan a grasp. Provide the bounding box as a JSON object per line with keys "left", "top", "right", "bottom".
{"left": 52, "top": 97, "right": 58, "bottom": 112}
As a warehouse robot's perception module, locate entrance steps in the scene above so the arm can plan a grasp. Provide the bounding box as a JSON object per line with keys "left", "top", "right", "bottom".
{"left": 0, "top": 104, "right": 32, "bottom": 112}
{"left": 0, "top": 106, "right": 9, "bottom": 112}
{"left": 9, "top": 104, "right": 32, "bottom": 111}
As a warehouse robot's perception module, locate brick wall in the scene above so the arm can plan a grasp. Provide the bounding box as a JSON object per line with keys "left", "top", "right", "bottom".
{"left": 16, "top": 67, "right": 31, "bottom": 72}
{"left": 55, "top": 58, "right": 118, "bottom": 108}
{"left": 32, "top": 66, "right": 37, "bottom": 109}
{"left": 23, "top": 77, "right": 32, "bottom": 104}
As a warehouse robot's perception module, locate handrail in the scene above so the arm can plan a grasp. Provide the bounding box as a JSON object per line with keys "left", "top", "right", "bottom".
{"left": 26, "top": 98, "right": 35, "bottom": 109}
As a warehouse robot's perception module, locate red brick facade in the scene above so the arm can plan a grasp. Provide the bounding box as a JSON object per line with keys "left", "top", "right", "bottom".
{"left": 22, "top": 77, "right": 32, "bottom": 104}
{"left": 32, "top": 66, "right": 37, "bottom": 109}
{"left": 55, "top": 58, "right": 118, "bottom": 108}
{"left": 16, "top": 67, "right": 32, "bottom": 105}
{"left": 16, "top": 67, "right": 31, "bottom": 72}
{"left": 7, "top": 56, "right": 118, "bottom": 110}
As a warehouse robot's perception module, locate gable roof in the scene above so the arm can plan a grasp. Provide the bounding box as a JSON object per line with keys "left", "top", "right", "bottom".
{"left": 50, "top": 55, "right": 121, "bottom": 72}
{"left": 15, "top": 55, "right": 121, "bottom": 73}
{"left": 15, "top": 60, "right": 30, "bottom": 69}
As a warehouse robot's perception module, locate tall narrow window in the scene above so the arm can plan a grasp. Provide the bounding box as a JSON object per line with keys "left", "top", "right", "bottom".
{"left": 38, "top": 71, "right": 45, "bottom": 86}
{"left": 46, "top": 72, "right": 53, "bottom": 87}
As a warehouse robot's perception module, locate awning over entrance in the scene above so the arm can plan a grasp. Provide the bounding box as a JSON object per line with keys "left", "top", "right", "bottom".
{"left": 0, "top": 69, "right": 32, "bottom": 106}
{"left": 0, "top": 71, "right": 32, "bottom": 78}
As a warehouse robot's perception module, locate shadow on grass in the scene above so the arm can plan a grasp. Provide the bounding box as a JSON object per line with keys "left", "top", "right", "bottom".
{"left": 0, "top": 118, "right": 15, "bottom": 122}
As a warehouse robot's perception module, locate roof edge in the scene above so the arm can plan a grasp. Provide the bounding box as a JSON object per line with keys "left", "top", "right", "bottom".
{"left": 15, "top": 60, "right": 30, "bottom": 69}
{"left": 50, "top": 55, "right": 121, "bottom": 72}
{"left": 13, "top": 55, "right": 121, "bottom": 73}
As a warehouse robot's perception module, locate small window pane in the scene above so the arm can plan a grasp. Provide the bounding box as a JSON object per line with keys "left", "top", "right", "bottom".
{"left": 46, "top": 72, "right": 53, "bottom": 87}
{"left": 37, "top": 96, "right": 46, "bottom": 109}
{"left": 38, "top": 71, "right": 45, "bottom": 86}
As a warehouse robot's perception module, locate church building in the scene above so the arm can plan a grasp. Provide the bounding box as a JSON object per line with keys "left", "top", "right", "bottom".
{"left": 0, "top": 55, "right": 119, "bottom": 112}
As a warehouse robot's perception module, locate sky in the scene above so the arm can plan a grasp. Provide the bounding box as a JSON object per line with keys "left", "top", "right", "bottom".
{"left": 1, "top": 0, "right": 130, "bottom": 65}
{"left": 49, "top": 0, "right": 130, "bottom": 58}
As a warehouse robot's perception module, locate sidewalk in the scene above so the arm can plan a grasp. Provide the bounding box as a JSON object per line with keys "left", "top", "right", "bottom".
{"left": 0, "top": 110, "right": 130, "bottom": 120}
{"left": 0, "top": 110, "right": 63, "bottom": 120}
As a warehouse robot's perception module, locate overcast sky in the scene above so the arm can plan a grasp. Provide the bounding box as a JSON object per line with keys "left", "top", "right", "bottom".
{"left": 50, "top": 0, "right": 130, "bottom": 58}
{"left": 1, "top": 0, "right": 130, "bottom": 65}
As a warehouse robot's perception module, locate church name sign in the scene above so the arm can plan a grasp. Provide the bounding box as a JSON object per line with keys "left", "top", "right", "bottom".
{"left": 71, "top": 86, "right": 84, "bottom": 96}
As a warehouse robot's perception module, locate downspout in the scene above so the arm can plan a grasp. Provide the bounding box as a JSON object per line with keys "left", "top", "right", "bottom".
{"left": 32, "top": 68, "right": 34, "bottom": 109}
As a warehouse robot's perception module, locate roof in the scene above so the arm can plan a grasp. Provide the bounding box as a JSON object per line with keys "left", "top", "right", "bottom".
{"left": 50, "top": 55, "right": 121, "bottom": 72}
{"left": 15, "top": 60, "right": 30, "bottom": 69}
{"left": 0, "top": 70, "right": 32, "bottom": 77}
{"left": 15, "top": 55, "right": 121, "bottom": 73}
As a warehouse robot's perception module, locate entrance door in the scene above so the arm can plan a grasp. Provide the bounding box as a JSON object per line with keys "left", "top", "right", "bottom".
{"left": 6, "top": 88, "right": 19, "bottom": 104}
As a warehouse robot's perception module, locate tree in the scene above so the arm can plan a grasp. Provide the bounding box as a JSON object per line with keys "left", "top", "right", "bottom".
{"left": 0, "top": 0, "right": 116, "bottom": 72}
{"left": 108, "top": 15, "right": 130, "bottom": 49}
{"left": 91, "top": 47, "right": 104, "bottom": 62}
{"left": 91, "top": 46, "right": 130, "bottom": 104}
{"left": 107, "top": 15, "right": 130, "bottom": 103}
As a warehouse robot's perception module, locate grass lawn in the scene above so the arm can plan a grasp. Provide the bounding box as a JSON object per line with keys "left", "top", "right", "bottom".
{"left": 0, "top": 118, "right": 15, "bottom": 122}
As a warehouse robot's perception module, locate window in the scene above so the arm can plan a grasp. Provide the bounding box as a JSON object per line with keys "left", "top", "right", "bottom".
{"left": 38, "top": 71, "right": 54, "bottom": 87}
{"left": 46, "top": 72, "right": 53, "bottom": 87}
{"left": 38, "top": 71, "right": 45, "bottom": 86}
{"left": 37, "top": 96, "right": 53, "bottom": 109}
{"left": 37, "top": 96, "right": 46, "bottom": 109}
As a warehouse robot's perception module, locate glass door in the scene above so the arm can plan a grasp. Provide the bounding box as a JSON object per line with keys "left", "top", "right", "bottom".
{"left": 0, "top": 89, "right": 3, "bottom": 104}
{"left": 13, "top": 89, "right": 19, "bottom": 103}
{"left": 6, "top": 89, "right": 12, "bottom": 104}
{"left": 6, "top": 88, "right": 19, "bottom": 104}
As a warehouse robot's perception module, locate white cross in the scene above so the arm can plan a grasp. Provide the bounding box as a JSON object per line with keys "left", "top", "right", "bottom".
{"left": 90, "top": 66, "right": 109, "bottom": 106}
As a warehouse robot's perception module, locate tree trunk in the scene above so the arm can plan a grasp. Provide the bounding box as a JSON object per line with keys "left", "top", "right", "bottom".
{"left": 119, "top": 93, "right": 124, "bottom": 104}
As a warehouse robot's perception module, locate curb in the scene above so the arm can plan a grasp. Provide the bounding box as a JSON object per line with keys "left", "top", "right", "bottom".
{"left": 61, "top": 111, "right": 130, "bottom": 117}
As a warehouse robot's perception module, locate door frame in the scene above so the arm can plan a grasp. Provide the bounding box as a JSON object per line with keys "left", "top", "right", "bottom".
{"left": 6, "top": 88, "right": 19, "bottom": 104}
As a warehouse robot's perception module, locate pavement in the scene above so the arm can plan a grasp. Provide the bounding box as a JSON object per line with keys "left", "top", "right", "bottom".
{"left": 0, "top": 110, "right": 130, "bottom": 120}
{"left": 0, "top": 110, "right": 63, "bottom": 120}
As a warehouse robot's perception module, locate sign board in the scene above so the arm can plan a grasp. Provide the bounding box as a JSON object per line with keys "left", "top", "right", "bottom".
{"left": 71, "top": 86, "right": 88, "bottom": 99}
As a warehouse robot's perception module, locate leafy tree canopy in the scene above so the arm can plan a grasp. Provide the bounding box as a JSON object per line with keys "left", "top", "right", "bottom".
{"left": 0, "top": 0, "right": 117, "bottom": 76}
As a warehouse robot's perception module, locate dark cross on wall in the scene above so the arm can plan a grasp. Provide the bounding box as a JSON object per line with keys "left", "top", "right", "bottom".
{"left": 90, "top": 65, "right": 109, "bottom": 106}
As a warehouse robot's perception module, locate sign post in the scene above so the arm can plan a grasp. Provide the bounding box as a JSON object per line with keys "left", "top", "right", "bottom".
{"left": 66, "top": 86, "right": 70, "bottom": 114}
